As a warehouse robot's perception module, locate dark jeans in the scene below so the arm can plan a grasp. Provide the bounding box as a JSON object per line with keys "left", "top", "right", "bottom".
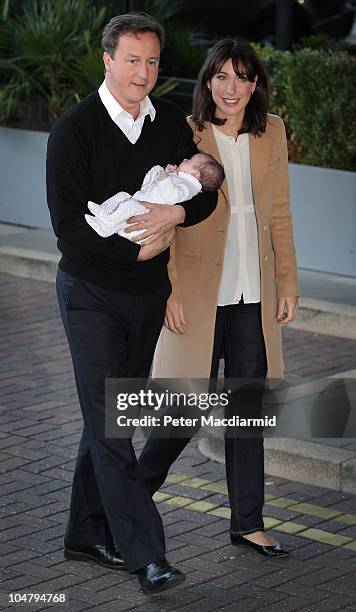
{"left": 56, "top": 266, "right": 171, "bottom": 572}
{"left": 139, "top": 298, "right": 267, "bottom": 536}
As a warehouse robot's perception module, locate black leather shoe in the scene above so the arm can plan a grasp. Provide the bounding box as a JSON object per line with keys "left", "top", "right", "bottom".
{"left": 231, "top": 534, "right": 289, "bottom": 558}
{"left": 64, "top": 543, "right": 127, "bottom": 570}
{"left": 137, "top": 560, "right": 185, "bottom": 594}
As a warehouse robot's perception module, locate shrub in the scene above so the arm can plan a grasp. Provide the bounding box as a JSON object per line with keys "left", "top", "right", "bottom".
{"left": 0, "top": 0, "right": 107, "bottom": 128}
{"left": 0, "top": 2, "right": 355, "bottom": 170}
{"left": 0, "top": 0, "right": 180, "bottom": 130}
{"left": 159, "top": 24, "right": 208, "bottom": 79}
{"left": 256, "top": 45, "right": 356, "bottom": 171}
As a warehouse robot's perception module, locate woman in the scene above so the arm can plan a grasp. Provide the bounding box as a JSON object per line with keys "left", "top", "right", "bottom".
{"left": 139, "top": 39, "right": 299, "bottom": 557}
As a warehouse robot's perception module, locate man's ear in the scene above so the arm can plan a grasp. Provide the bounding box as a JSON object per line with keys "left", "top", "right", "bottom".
{"left": 103, "top": 51, "right": 112, "bottom": 73}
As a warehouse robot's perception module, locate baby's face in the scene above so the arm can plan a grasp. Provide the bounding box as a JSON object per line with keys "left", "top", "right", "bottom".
{"left": 177, "top": 154, "right": 205, "bottom": 179}
{"left": 177, "top": 158, "right": 195, "bottom": 174}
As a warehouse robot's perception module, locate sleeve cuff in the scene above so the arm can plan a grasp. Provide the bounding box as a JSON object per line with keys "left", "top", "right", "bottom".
{"left": 115, "top": 235, "right": 141, "bottom": 263}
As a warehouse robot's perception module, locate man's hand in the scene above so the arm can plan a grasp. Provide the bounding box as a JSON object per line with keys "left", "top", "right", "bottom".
{"left": 164, "top": 296, "right": 186, "bottom": 334}
{"left": 126, "top": 203, "right": 185, "bottom": 245}
{"left": 277, "top": 297, "right": 298, "bottom": 324}
{"left": 137, "top": 228, "right": 175, "bottom": 261}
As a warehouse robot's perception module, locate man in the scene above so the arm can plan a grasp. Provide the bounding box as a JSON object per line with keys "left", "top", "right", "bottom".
{"left": 46, "top": 13, "right": 217, "bottom": 594}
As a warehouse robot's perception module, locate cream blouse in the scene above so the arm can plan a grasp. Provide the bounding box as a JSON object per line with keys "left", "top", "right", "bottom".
{"left": 213, "top": 126, "right": 261, "bottom": 306}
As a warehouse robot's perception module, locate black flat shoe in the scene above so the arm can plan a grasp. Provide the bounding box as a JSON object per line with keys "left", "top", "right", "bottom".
{"left": 64, "top": 543, "right": 127, "bottom": 570}
{"left": 231, "top": 534, "right": 289, "bottom": 558}
{"left": 137, "top": 560, "right": 185, "bottom": 594}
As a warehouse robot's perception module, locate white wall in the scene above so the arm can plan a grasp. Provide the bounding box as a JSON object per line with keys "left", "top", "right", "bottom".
{"left": 1, "top": 128, "right": 355, "bottom": 277}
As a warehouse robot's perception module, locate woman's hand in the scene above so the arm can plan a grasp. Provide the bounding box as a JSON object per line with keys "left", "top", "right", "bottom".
{"left": 125, "top": 203, "right": 185, "bottom": 244}
{"left": 277, "top": 297, "right": 298, "bottom": 324}
{"left": 164, "top": 296, "right": 186, "bottom": 334}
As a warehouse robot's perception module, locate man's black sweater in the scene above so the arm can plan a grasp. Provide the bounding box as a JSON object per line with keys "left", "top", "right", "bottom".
{"left": 46, "top": 91, "right": 217, "bottom": 294}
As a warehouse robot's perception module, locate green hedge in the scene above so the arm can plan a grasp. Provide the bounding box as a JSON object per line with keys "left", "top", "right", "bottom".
{"left": 0, "top": 0, "right": 355, "bottom": 171}
{"left": 0, "top": 0, "right": 108, "bottom": 128}
{"left": 0, "top": 0, "right": 181, "bottom": 128}
{"left": 255, "top": 44, "right": 356, "bottom": 171}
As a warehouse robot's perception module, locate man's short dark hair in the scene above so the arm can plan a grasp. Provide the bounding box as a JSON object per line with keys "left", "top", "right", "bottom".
{"left": 102, "top": 12, "right": 165, "bottom": 57}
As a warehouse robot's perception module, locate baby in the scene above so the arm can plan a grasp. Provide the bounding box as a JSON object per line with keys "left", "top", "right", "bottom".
{"left": 85, "top": 153, "right": 224, "bottom": 241}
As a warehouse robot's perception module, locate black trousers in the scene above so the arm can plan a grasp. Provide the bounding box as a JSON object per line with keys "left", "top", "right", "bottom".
{"left": 56, "top": 267, "right": 171, "bottom": 572}
{"left": 139, "top": 299, "right": 267, "bottom": 535}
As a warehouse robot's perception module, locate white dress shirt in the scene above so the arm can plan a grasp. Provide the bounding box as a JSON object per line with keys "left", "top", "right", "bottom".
{"left": 213, "top": 126, "right": 261, "bottom": 305}
{"left": 98, "top": 80, "right": 156, "bottom": 144}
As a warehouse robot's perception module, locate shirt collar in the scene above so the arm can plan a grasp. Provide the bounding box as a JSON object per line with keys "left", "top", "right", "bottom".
{"left": 98, "top": 80, "right": 156, "bottom": 124}
{"left": 212, "top": 124, "right": 248, "bottom": 146}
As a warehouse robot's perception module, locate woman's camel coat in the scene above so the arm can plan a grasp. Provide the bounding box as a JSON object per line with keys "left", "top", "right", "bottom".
{"left": 153, "top": 114, "right": 299, "bottom": 379}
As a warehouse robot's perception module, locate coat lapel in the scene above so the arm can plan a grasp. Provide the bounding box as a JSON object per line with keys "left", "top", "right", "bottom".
{"left": 191, "top": 120, "right": 272, "bottom": 212}
{"left": 249, "top": 132, "right": 272, "bottom": 214}
{"left": 193, "top": 122, "right": 229, "bottom": 205}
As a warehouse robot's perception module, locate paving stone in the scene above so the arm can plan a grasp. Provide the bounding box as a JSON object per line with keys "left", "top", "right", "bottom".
{"left": 0, "top": 456, "right": 33, "bottom": 473}
{"left": 275, "top": 520, "right": 307, "bottom": 535}
{"left": 6, "top": 537, "right": 62, "bottom": 555}
{"left": 176, "top": 598, "right": 231, "bottom": 612}
{"left": 192, "top": 521, "right": 228, "bottom": 540}
{"left": 165, "top": 520, "right": 201, "bottom": 538}
{"left": 205, "top": 582, "right": 290, "bottom": 609}
{"left": 319, "top": 574, "right": 356, "bottom": 598}
{"left": 255, "top": 565, "right": 315, "bottom": 589}
{"left": 60, "top": 584, "right": 122, "bottom": 606}
{"left": 275, "top": 581, "right": 342, "bottom": 604}
{"left": 0, "top": 544, "right": 17, "bottom": 557}
{"left": 297, "top": 594, "right": 356, "bottom": 611}
{"left": 308, "top": 491, "right": 353, "bottom": 507}
{"left": 162, "top": 507, "right": 220, "bottom": 525}
{"left": 7, "top": 469, "right": 50, "bottom": 486}
{"left": 170, "top": 531, "right": 227, "bottom": 552}
{"left": 310, "top": 547, "right": 356, "bottom": 563}
{"left": 254, "top": 595, "right": 315, "bottom": 611}
{"left": 0, "top": 550, "right": 42, "bottom": 567}
{"left": 162, "top": 484, "right": 216, "bottom": 501}
{"left": 180, "top": 556, "right": 237, "bottom": 576}
{"left": 286, "top": 513, "right": 330, "bottom": 528}
{"left": 0, "top": 567, "right": 24, "bottom": 583}
{"left": 5, "top": 561, "right": 65, "bottom": 581}
{"left": 40, "top": 601, "right": 90, "bottom": 612}
{"left": 168, "top": 545, "right": 210, "bottom": 563}
{"left": 2, "top": 272, "right": 356, "bottom": 610}
{"left": 78, "top": 573, "right": 132, "bottom": 592}
{"left": 0, "top": 524, "right": 40, "bottom": 543}
{"left": 290, "top": 541, "right": 335, "bottom": 561}
{"left": 29, "top": 481, "right": 71, "bottom": 496}
{"left": 0, "top": 573, "right": 46, "bottom": 591}
{"left": 264, "top": 505, "right": 302, "bottom": 522}
{"left": 300, "top": 527, "right": 353, "bottom": 547}
{"left": 25, "top": 502, "right": 68, "bottom": 518}
{"left": 49, "top": 560, "right": 108, "bottom": 579}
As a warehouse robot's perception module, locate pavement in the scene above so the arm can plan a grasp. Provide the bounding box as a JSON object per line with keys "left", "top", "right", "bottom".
{"left": 1, "top": 221, "right": 356, "bottom": 490}
{"left": 0, "top": 223, "right": 356, "bottom": 609}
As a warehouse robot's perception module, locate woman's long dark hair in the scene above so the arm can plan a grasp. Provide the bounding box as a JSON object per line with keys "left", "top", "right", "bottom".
{"left": 192, "top": 39, "right": 269, "bottom": 136}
